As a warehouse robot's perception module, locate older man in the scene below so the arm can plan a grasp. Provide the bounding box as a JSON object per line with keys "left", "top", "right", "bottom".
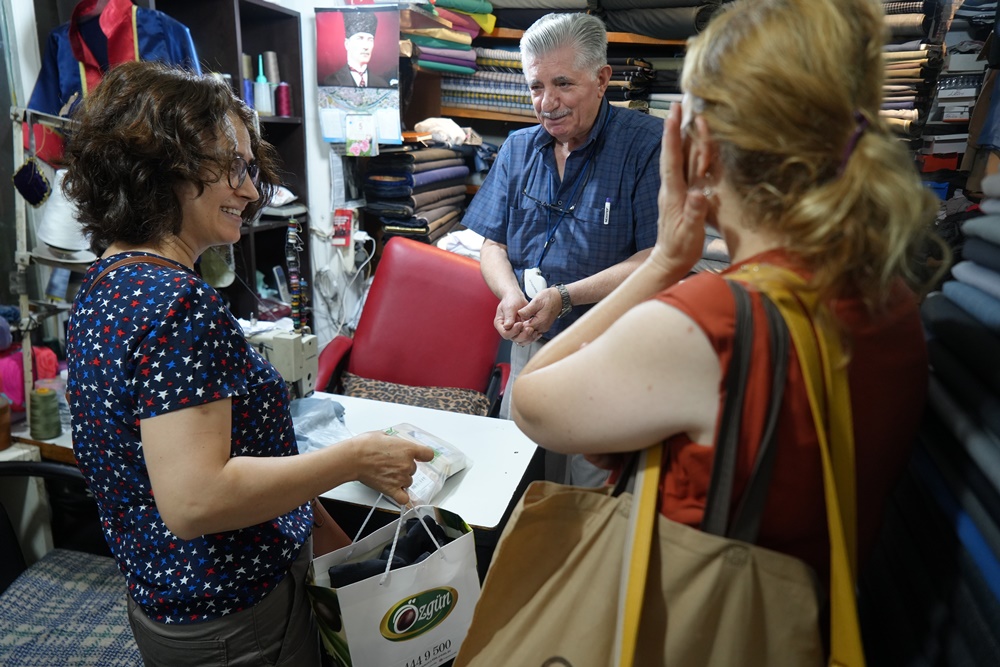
{"left": 462, "top": 13, "right": 663, "bottom": 486}
{"left": 324, "top": 11, "right": 390, "bottom": 88}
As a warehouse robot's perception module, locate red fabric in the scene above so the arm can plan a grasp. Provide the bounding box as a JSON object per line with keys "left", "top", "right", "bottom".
{"left": 652, "top": 250, "right": 926, "bottom": 584}
{"left": 69, "top": 0, "right": 138, "bottom": 95}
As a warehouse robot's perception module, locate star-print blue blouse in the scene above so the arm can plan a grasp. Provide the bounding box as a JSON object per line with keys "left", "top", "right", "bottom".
{"left": 66, "top": 253, "right": 312, "bottom": 624}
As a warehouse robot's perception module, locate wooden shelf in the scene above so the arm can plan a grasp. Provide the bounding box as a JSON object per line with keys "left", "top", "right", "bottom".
{"left": 440, "top": 106, "right": 536, "bottom": 123}
{"left": 483, "top": 27, "right": 684, "bottom": 47}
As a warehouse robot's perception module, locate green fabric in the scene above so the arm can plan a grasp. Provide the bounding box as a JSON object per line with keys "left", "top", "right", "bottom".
{"left": 406, "top": 34, "right": 473, "bottom": 51}
{"left": 435, "top": 0, "right": 493, "bottom": 15}
{"left": 416, "top": 59, "right": 477, "bottom": 75}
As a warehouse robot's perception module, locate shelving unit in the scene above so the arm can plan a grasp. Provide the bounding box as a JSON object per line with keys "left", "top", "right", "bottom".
{"left": 404, "top": 27, "right": 684, "bottom": 130}
{"left": 149, "top": 0, "right": 312, "bottom": 327}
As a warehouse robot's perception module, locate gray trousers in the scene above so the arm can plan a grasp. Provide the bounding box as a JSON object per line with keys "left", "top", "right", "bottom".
{"left": 126, "top": 538, "right": 322, "bottom": 667}
{"left": 501, "top": 340, "right": 610, "bottom": 488}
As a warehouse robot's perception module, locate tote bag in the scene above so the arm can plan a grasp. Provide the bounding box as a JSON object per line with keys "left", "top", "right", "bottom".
{"left": 457, "top": 274, "right": 862, "bottom": 666}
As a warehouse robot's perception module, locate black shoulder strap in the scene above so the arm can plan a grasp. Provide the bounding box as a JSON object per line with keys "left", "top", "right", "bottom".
{"left": 701, "top": 281, "right": 790, "bottom": 540}
{"left": 83, "top": 255, "right": 179, "bottom": 299}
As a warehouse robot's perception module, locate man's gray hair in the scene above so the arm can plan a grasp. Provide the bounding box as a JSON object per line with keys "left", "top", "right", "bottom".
{"left": 520, "top": 13, "right": 608, "bottom": 75}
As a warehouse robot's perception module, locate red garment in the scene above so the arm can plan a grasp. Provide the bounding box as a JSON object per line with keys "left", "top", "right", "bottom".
{"left": 654, "top": 250, "right": 926, "bottom": 584}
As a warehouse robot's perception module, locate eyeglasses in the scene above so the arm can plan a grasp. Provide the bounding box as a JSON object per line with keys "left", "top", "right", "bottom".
{"left": 228, "top": 155, "right": 260, "bottom": 190}
{"left": 521, "top": 188, "right": 576, "bottom": 217}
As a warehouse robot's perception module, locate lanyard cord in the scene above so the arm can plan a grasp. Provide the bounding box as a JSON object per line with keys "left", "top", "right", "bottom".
{"left": 534, "top": 106, "right": 613, "bottom": 268}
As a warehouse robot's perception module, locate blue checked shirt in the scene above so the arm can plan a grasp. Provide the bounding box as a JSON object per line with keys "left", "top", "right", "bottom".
{"left": 463, "top": 99, "right": 663, "bottom": 338}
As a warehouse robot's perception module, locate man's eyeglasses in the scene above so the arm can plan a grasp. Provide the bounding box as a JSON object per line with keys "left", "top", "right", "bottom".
{"left": 521, "top": 188, "right": 576, "bottom": 217}
{"left": 228, "top": 155, "right": 260, "bottom": 190}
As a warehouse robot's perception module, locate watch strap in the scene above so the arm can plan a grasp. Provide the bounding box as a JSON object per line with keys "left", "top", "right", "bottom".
{"left": 554, "top": 283, "right": 572, "bottom": 319}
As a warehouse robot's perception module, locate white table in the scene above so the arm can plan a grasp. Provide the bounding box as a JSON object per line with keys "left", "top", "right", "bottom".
{"left": 314, "top": 392, "right": 539, "bottom": 530}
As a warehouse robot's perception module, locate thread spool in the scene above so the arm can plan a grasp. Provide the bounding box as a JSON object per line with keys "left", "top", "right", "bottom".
{"left": 263, "top": 51, "right": 280, "bottom": 84}
{"left": 275, "top": 82, "right": 292, "bottom": 117}
{"left": 241, "top": 53, "right": 254, "bottom": 81}
{"left": 242, "top": 78, "right": 255, "bottom": 108}
{"left": 29, "top": 387, "right": 62, "bottom": 440}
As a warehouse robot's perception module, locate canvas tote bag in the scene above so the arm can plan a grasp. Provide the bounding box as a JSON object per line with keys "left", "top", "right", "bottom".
{"left": 456, "top": 273, "right": 865, "bottom": 667}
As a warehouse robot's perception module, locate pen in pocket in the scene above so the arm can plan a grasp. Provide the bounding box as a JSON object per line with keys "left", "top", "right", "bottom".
{"left": 603, "top": 198, "right": 611, "bottom": 225}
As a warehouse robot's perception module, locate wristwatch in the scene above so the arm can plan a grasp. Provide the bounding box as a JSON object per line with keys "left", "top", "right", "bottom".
{"left": 553, "top": 283, "right": 573, "bottom": 319}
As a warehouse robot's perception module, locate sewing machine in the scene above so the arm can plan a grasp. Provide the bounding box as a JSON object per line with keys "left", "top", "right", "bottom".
{"left": 247, "top": 329, "right": 318, "bottom": 399}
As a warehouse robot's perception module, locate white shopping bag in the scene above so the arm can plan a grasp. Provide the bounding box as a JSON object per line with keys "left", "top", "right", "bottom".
{"left": 307, "top": 506, "right": 481, "bottom": 667}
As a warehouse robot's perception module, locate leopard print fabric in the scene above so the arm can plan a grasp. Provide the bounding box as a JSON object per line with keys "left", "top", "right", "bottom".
{"left": 341, "top": 372, "right": 491, "bottom": 416}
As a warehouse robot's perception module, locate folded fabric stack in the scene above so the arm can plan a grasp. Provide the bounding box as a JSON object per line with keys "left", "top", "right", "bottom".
{"left": 401, "top": 0, "right": 495, "bottom": 75}
{"left": 859, "top": 174, "right": 1000, "bottom": 665}
{"left": 593, "top": 0, "right": 728, "bottom": 42}
{"left": 363, "top": 146, "right": 471, "bottom": 244}
{"left": 880, "top": 0, "right": 946, "bottom": 140}
{"left": 442, "top": 45, "right": 534, "bottom": 117}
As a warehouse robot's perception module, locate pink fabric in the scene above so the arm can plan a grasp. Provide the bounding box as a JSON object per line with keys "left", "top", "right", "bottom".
{"left": 436, "top": 8, "right": 481, "bottom": 38}
{"left": 0, "top": 346, "right": 59, "bottom": 410}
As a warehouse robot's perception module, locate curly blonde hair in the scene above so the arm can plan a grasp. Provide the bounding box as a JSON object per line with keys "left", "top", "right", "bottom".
{"left": 682, "top": 0, "right": 947, "bottom": 310}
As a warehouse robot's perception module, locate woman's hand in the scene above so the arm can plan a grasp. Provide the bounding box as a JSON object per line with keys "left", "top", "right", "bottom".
{"left": 350, "top": 431, "right": 435, "bottom": 505}
{"left": 648, "top": 103, "right": 709, "bottom": 277}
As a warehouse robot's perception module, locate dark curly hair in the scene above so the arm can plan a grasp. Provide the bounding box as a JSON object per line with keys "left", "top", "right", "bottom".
{"left": 63, "top": 60, "right": 281, "bottom": 252}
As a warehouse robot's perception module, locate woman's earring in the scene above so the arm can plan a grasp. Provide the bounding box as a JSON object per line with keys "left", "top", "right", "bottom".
{"left": 702, "top": 186, "right": 714, "bottom": 199}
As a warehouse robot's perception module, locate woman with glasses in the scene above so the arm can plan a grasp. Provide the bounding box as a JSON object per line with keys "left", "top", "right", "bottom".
{"left": 62, "top": 61, "right": 432, "bottom": 666}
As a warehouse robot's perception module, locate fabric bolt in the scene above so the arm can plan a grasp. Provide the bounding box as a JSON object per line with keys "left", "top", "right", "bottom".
{"left": 412, "top": 184, "right": 468, "bottom": 210}
{"left": 365, "top": 175, "right": 468, "bottom": 199}
{"left": 928, "top": 374, "right": 1000, "bottom": 504}
{"left": 927, "top": 340, "right": 1000, "bottom": 447}
{"left": 952, "top": 260, "right": 1000, "bottom": 301}
{"left": 893, "top": 451, "right": 1000, "bottom": 661}
{"left": 416, "top": 44, "right": 478, "bottom": 63}
{"left": 963, "top": 215, "right": 1000, "bottom": 245}
{"left": 921, "top": 291, "right": 1000, "bottom": 399}
{"left": 918, "top": 410, "right": 1000, "bottom": 542}
{"left": 492, "top": 9, "right": 580, "bottom": 31}
{"left": 366, "top": 164, "right": 470, "bottom": 190}
{"left": 419, "top": 53, "right": 482, "bottom": 70}
{"left": 403, "top": 27, "right": 473, "bottom": 45}
{"left": 962, "top": 237, "right": 1000, "bottom": 275}
{"left": 910, "top": 428, "right": 1000, "bottom": 603}
{"left": 448, "top": 11, "right": 496, "bottom": 34}
{"left": 435, "top": 7, "right": 484, "bottom": 35}
{"left": 603, "top": 5, "right": 721, "bottom": 40}
{"left": 67, "top": 253, "right": 310, "bottom": 624}
{"left": 463, "top": 99, "right": 662, "bottom": 339}
{"left": 442, "top": 89, "right": 531, "bottom": 107}
{"left": 417, "top": 60, "right": 477, "bottom": 75}
{"left": 885, "top": 13, "right": 929, "bottom": 37}
{"left": 434, "top": 0, "right": 494, "bottom": 14}
{"left": 475, "top": 46, "right": 523, "bottom": 62}
{"left": 883, "top": 1, "right": 927, "bottom": 13}
{"left": 368, "top": 157, "right": 466, "bottom": 175}
{"left": 942, "top": 280, "right": 1000, "bottom": 334}
{"left": 406, "top": 34, "right": 473, "bottom": 51}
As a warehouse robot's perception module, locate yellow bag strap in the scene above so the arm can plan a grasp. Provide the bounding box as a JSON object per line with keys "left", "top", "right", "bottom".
{"left": 734, "top": 264, "right": 864, "bottom": 666}
{"left": 615, "top": 444, "right": 662, "bottom": 667}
